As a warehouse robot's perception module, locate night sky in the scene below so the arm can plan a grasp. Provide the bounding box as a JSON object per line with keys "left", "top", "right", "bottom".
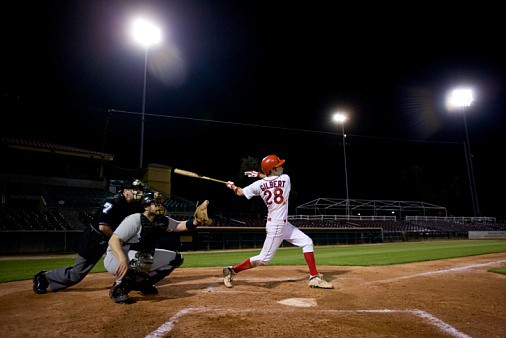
{"left": 2, "top": 1, "right": 505, "bottom": 217}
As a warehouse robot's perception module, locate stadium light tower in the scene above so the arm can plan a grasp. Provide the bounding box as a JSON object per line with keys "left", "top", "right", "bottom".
{"left": 332, "top": 112, "right": 350, "bottom": 217}
{"left": 131, "top": 18, "right": 161, "bottom": 169}
{"left": 446, "top": 88, "right": 480, "bottom": 217}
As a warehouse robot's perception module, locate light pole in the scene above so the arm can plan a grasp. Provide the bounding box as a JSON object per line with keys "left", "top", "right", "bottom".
{"left": 332, "top": 112, "right": 350, "bottom": 217}
{"left": 446, "top": 88, "right": 480, "bottom": 217}
{"left": 131, "top": 18, "right": 161, "bottom": 168}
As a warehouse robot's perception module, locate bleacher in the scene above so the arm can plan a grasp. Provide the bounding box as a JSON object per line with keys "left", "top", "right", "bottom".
{"left": 0, "top": 207, "right": 72, "bottom": 231}
{"left": 0, "top": 188, "right": 200, "bottom": 231}
{"left": 403, "top": 220, "right": 506, "bottom": 232}
{"left": 43, "top": 185, "right": 114, "bottom": 207}
{"left": 2, "top": 200, "right": 506, "bottom": 233}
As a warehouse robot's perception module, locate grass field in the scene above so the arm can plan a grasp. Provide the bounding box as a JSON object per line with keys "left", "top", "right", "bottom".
{"left": 1, "top": 239, "right": 505, "bottom": 283}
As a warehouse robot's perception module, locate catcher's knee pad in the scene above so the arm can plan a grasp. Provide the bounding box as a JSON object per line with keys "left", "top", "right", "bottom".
{"left": 129, "top": 252, "right": 154, "bottom": 283}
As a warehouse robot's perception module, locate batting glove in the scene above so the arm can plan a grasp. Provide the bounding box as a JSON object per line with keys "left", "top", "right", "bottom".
{"left": 226, "top": 181, "right": 239, "bottom": 195}
{"left": 244, "top": 170, "right": 260, "bottom": 177}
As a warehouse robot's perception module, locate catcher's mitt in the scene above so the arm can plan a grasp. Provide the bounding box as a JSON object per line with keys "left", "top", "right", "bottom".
{"left": 194, "top": 200, "right": 213, "bottom": 226}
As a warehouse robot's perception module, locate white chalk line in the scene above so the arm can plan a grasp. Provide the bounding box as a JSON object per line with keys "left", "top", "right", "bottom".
{"left": 365, "top": 259, "right": 506, "bottom": 285}
{"left": 227, "top": 276, "right": 306, "bottom": 282}
{"left": 145, "top": 307, "right": 471, "bottom": 338}
{"left": 146, "top": 259, "right": 505, "bottom": 338}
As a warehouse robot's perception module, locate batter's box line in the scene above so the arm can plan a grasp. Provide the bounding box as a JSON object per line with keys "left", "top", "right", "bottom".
{"left": 189, "top": 276, "right": 310, "bottom": 295}
{"left": 222, "top": 276, "right": 307, "bottom": 282}
{"left": 365, "top": 259, "right": 506, "bottom": 285}
{"left": 144, "top": 307, "right": 471, "bottom": 338}
{"left": 193, "top": 286, "right": 310, "bottom": 295}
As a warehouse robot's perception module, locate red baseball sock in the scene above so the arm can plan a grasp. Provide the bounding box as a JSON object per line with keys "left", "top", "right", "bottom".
{"left": 233, "top": 258, "right": 253, "bottom": 273}
{"left": 304, "top": 252, "right": 319, "bottom": 276}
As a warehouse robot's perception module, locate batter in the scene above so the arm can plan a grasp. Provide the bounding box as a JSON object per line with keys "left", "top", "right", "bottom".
{"left": 223, "top": 154, "right": 333, "bottom": 289}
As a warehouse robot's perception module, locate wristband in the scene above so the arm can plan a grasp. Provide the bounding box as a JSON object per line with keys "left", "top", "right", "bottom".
{"left": 186, "top": 217, "right": 197, "bottom": 231}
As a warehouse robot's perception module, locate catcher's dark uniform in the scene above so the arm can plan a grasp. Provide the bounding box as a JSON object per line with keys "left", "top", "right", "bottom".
{"left": 41, "top": 193, "right": 141, "bottom": 292}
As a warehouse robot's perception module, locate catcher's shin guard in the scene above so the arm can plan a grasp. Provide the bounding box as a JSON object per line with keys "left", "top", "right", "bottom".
{"left": 139, "top": 268, "right": 173, "bottom": 289}
{"left": 138, "top": 252, "right": 184, "bottom": 289}
{"left": 171, "top": 252, "right": 184, "bottom": 268}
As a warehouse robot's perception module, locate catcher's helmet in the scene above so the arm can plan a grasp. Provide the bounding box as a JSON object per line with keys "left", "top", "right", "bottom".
{"left": 141, "top": 191, "right": 166, "bottom": 215}
{"left": 261, "top": 154, "right": 285, "bottom": 175}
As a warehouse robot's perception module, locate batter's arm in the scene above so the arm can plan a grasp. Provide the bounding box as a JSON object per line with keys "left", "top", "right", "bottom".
{"left": 226, "top": 181, "right": 244, "bottom": 196}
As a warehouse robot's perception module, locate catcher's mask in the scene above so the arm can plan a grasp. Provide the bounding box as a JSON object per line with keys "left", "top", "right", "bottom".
{"left": 141, "top": 191, "right": 166, "bottom": 215}
{"left": 131, "top": 179, "right": 145, "bottom": 201}
{"left": 261, "top": 154, "right": 285, "bottom": 175}
{"left": 121, "top": 179, "right": 145, "bottom": 201}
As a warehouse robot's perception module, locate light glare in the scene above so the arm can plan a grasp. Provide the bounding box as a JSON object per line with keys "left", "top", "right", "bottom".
{"left": 446, "top": 88, "right": 474, "bottom": 110}
{"left": 131, "top": 18, "right": 161, "bottom": 47}
{"left": 332, "top": 112, "right": 348, "bottom": 124}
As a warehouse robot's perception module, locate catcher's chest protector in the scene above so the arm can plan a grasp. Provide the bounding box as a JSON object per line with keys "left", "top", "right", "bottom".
{"left": 131, "top": 214, "right": 162, "bottom": 255}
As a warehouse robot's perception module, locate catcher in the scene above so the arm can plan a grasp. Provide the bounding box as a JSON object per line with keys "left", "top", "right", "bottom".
{"left": 104, "top": 191, "right": 212, "bottom": 304}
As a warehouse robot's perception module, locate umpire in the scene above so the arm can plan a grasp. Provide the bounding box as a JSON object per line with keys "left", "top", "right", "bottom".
{"left": 33, "top": 179, "right": 145, "bottom": 294}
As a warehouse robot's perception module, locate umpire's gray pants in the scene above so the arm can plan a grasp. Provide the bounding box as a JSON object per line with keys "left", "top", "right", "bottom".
{"left": 45, "top": 254, "right": 102, "bottom": 292}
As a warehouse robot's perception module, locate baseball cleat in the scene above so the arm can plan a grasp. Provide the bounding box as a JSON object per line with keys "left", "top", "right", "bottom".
{"left": 223, "top": 266, "right": 235, "bottom": 288}
{"left": 308, "top": 274, "right": 334, "bottom": 289}
{"left": 109, "top": 282, "right": 133, "bottom": 304}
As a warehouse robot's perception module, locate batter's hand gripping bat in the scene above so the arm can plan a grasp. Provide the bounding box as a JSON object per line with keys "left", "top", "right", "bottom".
{"left": 173, "top": 168, "right": 228, "bottom": 184}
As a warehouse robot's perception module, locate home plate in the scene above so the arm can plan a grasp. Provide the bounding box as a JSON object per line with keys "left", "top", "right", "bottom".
{"left": 278, "top": 298, "right": 317, "bottom": 307}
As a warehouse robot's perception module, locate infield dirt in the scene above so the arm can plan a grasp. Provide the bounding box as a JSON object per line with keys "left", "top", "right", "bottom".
{"left": 1, "top": 253, "right": 505, "bottom": 337}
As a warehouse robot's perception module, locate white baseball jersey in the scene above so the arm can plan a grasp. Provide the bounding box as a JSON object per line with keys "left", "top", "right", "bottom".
{"left": 242, "top": 173, "right": 290, "bottom": 223}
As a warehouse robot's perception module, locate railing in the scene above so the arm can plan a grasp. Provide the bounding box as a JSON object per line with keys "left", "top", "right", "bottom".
{"left": 289, "top": 214, "right": 397, "bottom": 221}
{"left": 405, "top": 215, "right": 496, "bottom": 223}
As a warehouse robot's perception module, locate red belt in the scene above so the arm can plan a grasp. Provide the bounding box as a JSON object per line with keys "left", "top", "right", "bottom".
{"left": 268, "top": 218, "right": 286, "bottom": 223}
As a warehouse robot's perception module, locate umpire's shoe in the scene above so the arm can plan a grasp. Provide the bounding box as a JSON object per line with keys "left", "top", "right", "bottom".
{"left": 33, "top": 270, "right": 49, "bottom": 294}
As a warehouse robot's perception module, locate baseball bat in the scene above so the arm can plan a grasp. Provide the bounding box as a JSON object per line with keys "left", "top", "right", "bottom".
{"left": 174, "top": 168, "right": 228, "bottom": 184}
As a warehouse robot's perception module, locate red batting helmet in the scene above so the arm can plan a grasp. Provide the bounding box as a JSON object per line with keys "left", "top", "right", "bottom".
{"left": 261, "top": 155, "right": 285, "bottom": 175}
